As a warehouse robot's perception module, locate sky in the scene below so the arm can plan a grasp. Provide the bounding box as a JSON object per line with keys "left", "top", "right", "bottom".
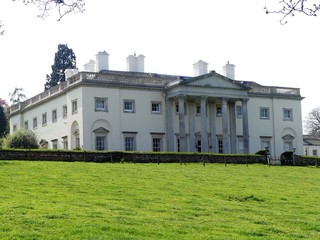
{"left": 0, "top": 0, "right": 319, "bottom": 130}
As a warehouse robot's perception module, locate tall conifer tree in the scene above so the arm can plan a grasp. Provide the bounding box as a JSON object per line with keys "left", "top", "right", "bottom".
{"left": 44, "top": 44, "right": 77, "bottom": 90}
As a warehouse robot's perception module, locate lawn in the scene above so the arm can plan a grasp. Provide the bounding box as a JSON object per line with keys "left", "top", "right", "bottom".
{"left": 0, "top": 161, "right": 319, "bottom": 239}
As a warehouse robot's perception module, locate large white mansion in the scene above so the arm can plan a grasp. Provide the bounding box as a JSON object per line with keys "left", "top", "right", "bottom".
{"left": 9, "top": 52, "right": 304, "bottom": 157}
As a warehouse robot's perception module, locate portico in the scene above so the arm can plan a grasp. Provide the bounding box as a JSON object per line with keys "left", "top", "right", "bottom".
{"left": 165, "top": 71, "right": 250, "bottom": 154}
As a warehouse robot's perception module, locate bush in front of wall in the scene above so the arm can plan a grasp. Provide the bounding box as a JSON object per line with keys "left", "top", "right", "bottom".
{"left": 3, "top": 129, "right": 39, "bottom": 149}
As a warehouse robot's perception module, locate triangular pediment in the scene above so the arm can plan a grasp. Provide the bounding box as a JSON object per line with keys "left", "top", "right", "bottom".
{"left": 93, "top": 127, "right": 109, "bottom": 134}
{"left": 181, "top": 72, "right": 248, "bottom": 90}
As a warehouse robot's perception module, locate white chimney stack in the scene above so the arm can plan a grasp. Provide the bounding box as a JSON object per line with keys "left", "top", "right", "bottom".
{"left": 126, "top": 53, "right": 145, "bottom": 72}
{"left": 95, "top": 51, "right": 109, "bottom": 72}
{"left": 193, "top": 60, "right": 208, "bottom": 76}
{"left": 83, "top": 59, "right": 96, "bottom": 72}
{"left": 223, "top": 61, "right": 235, "bottom": 80}
{"left": 65, "top": 69, "right": 79, "bottom": 79}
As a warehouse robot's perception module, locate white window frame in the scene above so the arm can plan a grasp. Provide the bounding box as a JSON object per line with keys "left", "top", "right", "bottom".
{"left": 63, "top": 105, "right": 67, "bottom": 119}
{"left": 151, "top": 133, "right": 164, "bottom": 152}
{"left": 52, "top": 139, "right": 58, "bottom": 149}
{"left": 237, "top": 106, "right": 242, "bottom": 118}
{"left": 42, "top": 113, "right": 47, "bottom": 126}
{"left": 124, "top": 99, "right": 135, "bottom": 113}
{"left": 72, "top": 99, "right": 78, "bottom": 114}
{"left": 283, "top": 108, "right": 293, "bottom": 121}
{"left": 24, "top": 120, "right": 28, "bottom": 130}
{"left": 216, "top": 105, "right": 222, "bottom": 116}
{"left": 52, "top": 109, "right": 57, "bottom": 123}
{"left": 238, "top": 137, "right": 244, "bottom": 154}
{"left": 196, "top": 105, "right": 201, "bottom": 116}
{"left": 313, "top": 149, "right": 318, "bottom": 156}
{"left": 96, "top": 136, "right": 106, "bottom": 151}
{"left": 260, "top": 107, "right": 269, "bottom": 120}
{"left": 62, "top": 136, "right": 68, "bottom": 150}
{"left": 151, "top": 102, "right": 161, "bottom": 114}
{"left": 123, "top": 133, "right": 137, "bottom": 151}
{"left": 33, "top": 117, "right": 38, "bottom": 129}
{"left": 95, "top": 97, "right": 108, "bottom": 112}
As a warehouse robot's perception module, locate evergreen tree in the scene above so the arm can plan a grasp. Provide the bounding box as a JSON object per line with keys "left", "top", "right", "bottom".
{"left": 0, "top": 106, "right": 7, "bottom": 138}
{"left": 44, "top": 44, "right": 77, "bottom": 90}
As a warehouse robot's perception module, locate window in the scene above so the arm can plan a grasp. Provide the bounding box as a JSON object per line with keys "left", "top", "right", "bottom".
{"left": 216, "top": 106, "right": 222, "bottom": 116}
{"left": 52, "top": 139, "right": 58, "bottom": 149}
{"left": 237, "top": 106, "right": 242, "bottom": 118}
{"left": 218, "top": 139, "right": 223, "bottom": 153}
{"left": 95, "top": 97, "right": 108, "bottom": 112}
{"left": 96, "top": 136, "right": 106, "bottom": 151}
{"left": 313, "top": 149, "right": 318, "bottom": 156}
{"left": 93, "top": 127, "right": 109, "bottom": 151}
{"left": 42, "top": 113, "right": 47, "bottom": 126}
{"left": 196, "top": 105, "right": 201, "bottom": 115}
{"left": 283, "top": 108, "right": 293, "bottom": 121}
{"left": 151, "top": 133, "right": 164, "bottom": 152}
{"left": 238, "top": 137, "right": 244, "bottom": 154}
{"left": 72, "top": 99, "right": 78, "bottom": 114}
{"left": 76, "top": 137, "right": 80, "bottom": 149}
{"left": 33, "top": 117, "right": 38, "bottom": 129}
{"left": 284, "top": 142, "right": 293, "bottom": 152}
{"left": 151, "top": 102, "right": 161, "bottom": 114}
{"left": 13, "top": 124, "right": 17, "bottom": 132}
{"left": 283, "top": 134, "right": 294, "bottom": 152}
{"left": 152, "top": 138, "right": 162, "bottom": 152}
{"left": 124, "top": 137, "right": 135, "bottom": 151}
{"left": 123, "top": 132, "right": 137, "bottom": 151}
{"left": 62, "top": 136, "right": 68, "bottom": 150}
{"left": 63, "top": 105, "right": 67, "bottom": 118}
{"left": 124, "top": 99, "right": 135, "bottom": 113}
{"left": 24, "top": 121, "right": 28, "bottom": 130}
{"left": 260, "top": 107, "right": 269, "bottom": 119}
{"left": 52, "top": 109, "right": 57, "bottom": 122}
{"left": 260, "top": 137, "right": 271, "bottom": 153}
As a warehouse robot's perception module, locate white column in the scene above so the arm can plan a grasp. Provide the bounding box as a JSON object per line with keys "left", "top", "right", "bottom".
{"left": 222, "top": 98, "right": 229, "bottom": 154}
{"left": 201, "top": 96, "right": 208, "bottom": 152}
{"left": 242, "top": 98, "right": 250, "bottom": 153}
{"left": 179, "top": 95, "right": 187, "bottom": 152}
{"left": 209, "top": 100, "right": 216, "bottom": 152}
{"left": 229, "top": 101, "right": 237, "bottom": 154}
{"left": 166, "top": 98, "right": 174, "bottom": 151}
{"left": 188, "top": 99, "right": 196, "bottom": 152}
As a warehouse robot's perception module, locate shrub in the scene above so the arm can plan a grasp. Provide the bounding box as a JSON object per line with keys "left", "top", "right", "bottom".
{"left": 3, "top": 129, "right": 39, "bottom": 149}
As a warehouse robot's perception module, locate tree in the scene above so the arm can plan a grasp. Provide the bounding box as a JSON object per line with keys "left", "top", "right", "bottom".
{"left": 1, "top": 0, "right": 85, "bottom": 35}
{"left": 18, "top": 0, "right": 86, "bottom": 21}
{"left": 0, "top": 98, "right": 9, "bottom": 138}
{"left": 9, "top": 87, "right": 27, "bottom": 104}
{"left": 44, "top": 44, "right": 77, "bottom": 90}
{"left": 304, "top": 107, "right": 320, "bottom": 137}
{"left": 265, "top": 0, "right": 320, "bottom": 24}
{"left": 0, "top": 106, "right": 8, "bottom": 138}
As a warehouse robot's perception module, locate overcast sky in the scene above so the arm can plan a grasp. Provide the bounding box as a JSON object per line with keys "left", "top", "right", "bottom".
{"left": 0, "top": 0, "right": 319, "bottom": 129}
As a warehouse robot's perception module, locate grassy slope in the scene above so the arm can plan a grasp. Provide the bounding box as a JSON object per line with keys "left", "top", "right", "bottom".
{"left": 0, "top": 161, "right": 319, "bottom": 239}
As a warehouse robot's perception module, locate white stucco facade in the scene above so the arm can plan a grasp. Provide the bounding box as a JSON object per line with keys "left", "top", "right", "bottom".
{"left": 9, "top": 65, "right": 304, "bottom": 157}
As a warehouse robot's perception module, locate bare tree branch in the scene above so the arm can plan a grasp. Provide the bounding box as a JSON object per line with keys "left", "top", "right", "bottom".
{"left": 265, "top": 0, "right": 320, "bottom": 24}
{"left": 0, "top": 20, "right": 4, "bottom": 35}
{"left": 20, "top": 0, "right": 86, "bottom": 21}
{"left": 305, "top": 107, "right": 320, "bottom": 137}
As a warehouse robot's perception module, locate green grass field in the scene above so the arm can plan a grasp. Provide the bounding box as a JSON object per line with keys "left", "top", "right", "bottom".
{"left": 0, "top": 161, "right": 319, "bottom": 239}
